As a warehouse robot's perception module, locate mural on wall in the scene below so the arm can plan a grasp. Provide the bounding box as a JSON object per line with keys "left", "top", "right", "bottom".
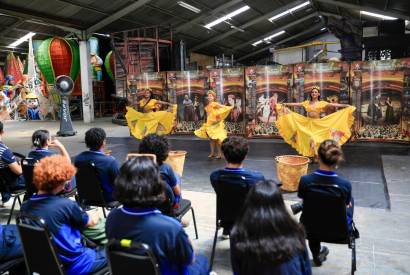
{"left": 351, "top": 59, "right": 410, "bottom": 141}
{"left": 209, "top": 67, "right": 245, "bottom": 134}
{"left": 293, "top": 62, "right": 350, "bottom": 116}
{"left": 167, "top": 71, "right": 208, "bottom": 133}
{"left": 130, "top": 72, "right": 167, "bottom": 108}
{"left": 245, "top": 65, "right": 292, "bottom": 137}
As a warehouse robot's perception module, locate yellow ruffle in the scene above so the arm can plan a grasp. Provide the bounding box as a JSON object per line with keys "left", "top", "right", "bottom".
{"left": 194, "top": 103, "right": 233, "bottom": 143}
{"left": 125, "top": 105, "right": 177, "bottom": 140}
{"left": 275, "top": 104, "right": 356, "bottom": 157}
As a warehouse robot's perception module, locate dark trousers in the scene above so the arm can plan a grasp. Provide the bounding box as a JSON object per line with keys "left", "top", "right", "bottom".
{"left": 309, "top": 198, "right": 355, "bottom": 258}
{"left": 1, "top": 176, "right": 25, "bottom": 203}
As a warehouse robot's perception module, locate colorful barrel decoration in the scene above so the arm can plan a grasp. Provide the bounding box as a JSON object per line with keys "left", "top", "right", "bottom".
{"left": 104, "top": 51, "right": 114, "bottom": 81}
{"left": 35, "top": 37, "right": 80, "bottom": 84}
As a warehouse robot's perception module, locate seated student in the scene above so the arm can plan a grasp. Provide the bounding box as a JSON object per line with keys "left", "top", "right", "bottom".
{"left": 20, "top": 155, "right": 106, "bottom": 275}
{"left": 75, "top": 128, "right": 119, "bottom": 202}
{"left": 106, "top": 157, "right": 208, "bottom": 275}
{"left": 231, "top": 180, "right": 312, "bottom": 275}
{"left": 298, "top": 139, "right": 354, "bottom": 266}
{"left": 210, "top": 136, "right": 265, "bottom": 237}
{"left": 28, "top": 129, "right": 75, "bottom": 192}
{"left": 138, "top": 134, "right": 181, "bottom": 207}
{"left": 0, "top": 121, "right": 25, "bottom": 207}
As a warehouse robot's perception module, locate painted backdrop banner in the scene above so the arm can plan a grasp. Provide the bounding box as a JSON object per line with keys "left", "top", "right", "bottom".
{"left": 245, "top": 65, "right": 292, "bottom": 137}
{"left": 131, "top": 72, "right": 166, "bottom": 107}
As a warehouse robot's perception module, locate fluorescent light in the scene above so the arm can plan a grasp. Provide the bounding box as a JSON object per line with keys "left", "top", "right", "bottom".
{"left": 177, "top": 1, "right": 201, "bottom": 13}
{"left": 205, "top": 5, "right": 250, "bottom": 29}
{"left": 360, "top": 11, "right": 397, "bottom": 20}
{"left": 94, "top": 33, "right": 110, "bottom": 37}
{"left": 252, "top": 40, "right": 263, "bottom": 46}
{"left": 269, "top": 1, "right": 310, "bottom": 22}
{"left": 320, "top": 27, "right": 327, "bottom": 31}
{"left": 263, "top": 30, "right": 285, "bottom": 41}
{"left": 8, "top": 32, "right": 36, "bottom": 48}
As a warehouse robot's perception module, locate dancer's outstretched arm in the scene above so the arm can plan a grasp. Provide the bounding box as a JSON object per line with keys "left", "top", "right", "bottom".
{"left": 328, "top": 103, "right": 350, "bottom": 108}
{"left": 283, "top": 102, "right": 303, "bottom": 107}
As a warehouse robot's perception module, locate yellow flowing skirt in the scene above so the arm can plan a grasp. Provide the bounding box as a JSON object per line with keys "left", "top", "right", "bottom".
{"left": 125, "top": 105, "right": 177, "bottom": 140}
{"left": 275, "top": 105, "right": 356, "bottom": 157}
{"left": 194, "top": 105, "right": 233, "bottom": 143}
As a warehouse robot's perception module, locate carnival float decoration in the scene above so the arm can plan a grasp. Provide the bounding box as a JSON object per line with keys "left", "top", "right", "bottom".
{"left": 104, "top": 51, "right": 114, "bottom": 81}
{"left": 89, "top": 37, "right": 103, "bottom": 81}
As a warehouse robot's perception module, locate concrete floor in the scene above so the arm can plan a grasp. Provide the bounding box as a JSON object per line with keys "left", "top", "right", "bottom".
{"left": 1, "top": 119, "right": 410, "bottom": 275}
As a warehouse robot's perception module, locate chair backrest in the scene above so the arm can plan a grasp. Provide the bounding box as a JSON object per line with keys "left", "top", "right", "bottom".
{"left": 107, "top": 239, "right": 160, "bottom": 275}
{"left": 21, "top": 158, "right": 38, "bottom": 198}
{"left": 16, "top": 214, "right": 65, "bottom": 275}
{"left": 300, "top": 183, "right": 349, "bottom": 244}
{"left": 75, "top": 161, "right": 106, "bottom": 206}
{"left": 213, "top": 174, "right": 251, "bottom": 225}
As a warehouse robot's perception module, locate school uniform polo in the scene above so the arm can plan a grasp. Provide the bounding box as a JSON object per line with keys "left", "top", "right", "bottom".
{"left": 74, "top": 150, "right": 120, "bottom": 202}
{"left": 106, "top": 207, "right": 194, "bottom": 275}
{"left": 0, "top": 142, "right": 25, "bottom": 202}
{"left": 160, "top": 163, "right": 180, "bottom": 204}
{"left": 27, "top": 148, "right": 56, "bottom": 161}
{"left": 210, "top": 167, "right": 265, "bottom": 188}
{"left": 20, "top": 194, "right": 100, "bottom": 275}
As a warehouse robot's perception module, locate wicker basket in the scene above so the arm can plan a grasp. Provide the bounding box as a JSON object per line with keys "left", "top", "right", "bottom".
{"left": 164, "top": 151, "right": 187, "bottom": 177}
{"left": 275, "top": 155, "right": 309, "bottom": 192}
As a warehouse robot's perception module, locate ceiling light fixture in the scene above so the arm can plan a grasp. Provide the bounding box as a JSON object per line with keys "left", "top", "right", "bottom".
{"left": 252, "top": 40, "right": 263, "bottom": 46}
{"left": 320, "top": 27, "right": 327, "bottom": 31}
{"left": 205, "top": 5, "right": 250, "bottom": 29}
{"left": 268, "top": 1, "right": 310, "bottom": 22}
{"left": 8, "top": 32, "right": 36, "bottom": 48}
{"left": 177, "top": 1, "right": 201, "bottom": 14}
{"left": 360, "top": 11, "right": 397, "bottom": 20}
{"left": 252, "top": 30, "right": 286, "bottom": 46}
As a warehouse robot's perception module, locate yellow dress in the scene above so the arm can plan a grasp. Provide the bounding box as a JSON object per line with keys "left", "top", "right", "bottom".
{"left": 194, "top": 101, "right": 233, "bottom": 143}
{"left": 275, "top": 100, "right": 355, "bottom": 157}
{"left": 125, "top": 99, "right": 177, "bottom": 140}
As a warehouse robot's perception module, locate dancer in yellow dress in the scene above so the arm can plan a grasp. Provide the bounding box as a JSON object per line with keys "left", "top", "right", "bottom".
{"left": 276, "top": 86, "right": 355, "bottom": 157}
{"left": 126, "top": 89, "right": 177, "bottom": 140}
{"left": 194, "top": 90, "right": 233, "bottom": 159}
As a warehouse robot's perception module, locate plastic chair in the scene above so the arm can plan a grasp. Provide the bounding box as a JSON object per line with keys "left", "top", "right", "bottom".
{"left": 106, "top": 239, "right": 160, "bottom": 275}
{"left": 174, "top": 198, "right": 198, "bottom": 239}
{"left": 300, "top": 183, "right": 358, "bottom": 274}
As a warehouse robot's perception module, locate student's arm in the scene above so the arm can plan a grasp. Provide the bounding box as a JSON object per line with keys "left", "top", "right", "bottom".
{"left": 175, "top": 230, "right": 194, "bottom": 265}
{"left": 49, "top": 139, "right": 71, "bottom": 163}
{"left": 8, "top": 162, "right": 22, "bottom": 175}
{"left": 328, "top": 103, "right": 350, "bottom": 108}
{"left": 2, "top": 149, "right": 22, "bottom": 175}
{"left": 283, "top": 102, "right": 303, "bottom": 107}
{"left": 70, "top": 201, "right": 100, "bottom": 228}
{"left": 85, "top": 210, "right": 100, "bottom": 227}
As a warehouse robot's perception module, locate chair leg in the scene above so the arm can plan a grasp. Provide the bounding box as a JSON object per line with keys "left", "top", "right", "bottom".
{"left": 17, "top": 195, "right": 22, "bottom": 206}
{"left": 190, "top": 207, "right": 198, "bottom": 240}
{"left": 102, "top": 208, "right": 107, "bottom": 218}
{"left": 351, "top": 237, "right": 356, "bottom": 275}
{"left": 7, "top": 196, "right": 18, "bottom": 225}
{"left": 209, "top": 226, "right": 220, "bottom": 271}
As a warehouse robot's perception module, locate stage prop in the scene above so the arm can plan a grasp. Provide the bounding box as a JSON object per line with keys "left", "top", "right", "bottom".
{"left": 350, "top": 59, "right": 410, "bottom": 141}
{"left": 245, "top": 65, "right": 293, "bottom": 137}
{"left": 55, "top": 75, "right": 76, "bottom": 136}
{"left": 167, "top": 71, "right": 208, "bottom": 133}
{"left": 209, "top": 68, "right": 245, "bottom": 134}
{"left": 104, "top": 51, "right": 114, "bottom": 81}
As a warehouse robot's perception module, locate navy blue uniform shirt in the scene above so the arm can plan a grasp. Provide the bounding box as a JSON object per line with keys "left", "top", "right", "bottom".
{"left": 28, "top": 148, "right": 56, "bottom": 161}
{"left": 210, "top": 167, "right": 265, "bottom": 188}
{"left": 75, "top": 150, "right": 120, "bottom": 202}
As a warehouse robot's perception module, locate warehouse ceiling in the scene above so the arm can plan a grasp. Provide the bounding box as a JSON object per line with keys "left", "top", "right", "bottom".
{"left": 0, "top": 0, "right": 409, "bottom": 64}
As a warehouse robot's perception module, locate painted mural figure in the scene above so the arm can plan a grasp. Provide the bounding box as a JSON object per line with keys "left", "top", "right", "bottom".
{"left": 384, "top": 96, "right": 395, "bottom": 124}
{"left": 194, "top": 90, "right": 233, "bottom": 159}
{"left": 193, "top": 95, "right": 202, "bottom": 121}
{"left": 367, "top": 94, "right": 382, "bottom": 124}
{"left": 183, "top": 94, "right": 195, "bottom": 121}
{"left": 125, "top": 89, "right": 177, "bottom": 140}
{"left": 276, "top": 86, "right": 355, "bottom": 157}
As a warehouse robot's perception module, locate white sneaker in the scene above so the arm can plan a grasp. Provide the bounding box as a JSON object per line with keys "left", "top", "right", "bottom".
{"left": 1, "top": 199, "right": 14, "bottom": 208}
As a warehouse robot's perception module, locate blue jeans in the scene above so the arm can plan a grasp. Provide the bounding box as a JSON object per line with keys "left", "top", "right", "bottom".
{"left": 1, "top": 176, "right": 25, "bottom": 203}
{"left": 0, "top": 225, "right": 23, "bottom": 261}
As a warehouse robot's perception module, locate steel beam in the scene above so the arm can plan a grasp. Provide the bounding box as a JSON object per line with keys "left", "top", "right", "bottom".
{"left": 86, "top": 0, "right": 152, "bottom": 35}
{"left": 314, "top": 0, "right": 410, "bottom": 21}
{"left": 237, "top": 23, "right": 324, "bottom": 61}
{"left": 190, "top": 0, "right": 308, "bottom": 52}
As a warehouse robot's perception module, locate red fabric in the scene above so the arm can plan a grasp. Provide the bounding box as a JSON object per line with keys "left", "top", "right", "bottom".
{"left": 6, "top": 53, "right": 23, "bottom": 84}
{"left": 0, "top": 67, "right": 4, "bottom": 85}
{"left": 50, "top": 38, "right": 72, "bottom": 78}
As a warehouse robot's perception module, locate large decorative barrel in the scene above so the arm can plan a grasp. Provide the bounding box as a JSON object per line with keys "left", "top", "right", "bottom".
{"left": 275, "top": 155, "right": 309, "bottom": 192}
{"left": 164, "top": 151, "right": 187, "bottom": 177}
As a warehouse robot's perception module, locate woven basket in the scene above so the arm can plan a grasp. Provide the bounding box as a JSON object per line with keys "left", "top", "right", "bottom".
{"left": 275, "top": 155, "right": 309, "bottom": 192}
{"left": 164, "top": 151, "right": 187, "bottom": 177}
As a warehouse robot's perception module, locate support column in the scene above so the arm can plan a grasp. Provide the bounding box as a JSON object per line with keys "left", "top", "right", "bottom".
{"left": 79, "top": 35, "right": 94, "bottom": 123}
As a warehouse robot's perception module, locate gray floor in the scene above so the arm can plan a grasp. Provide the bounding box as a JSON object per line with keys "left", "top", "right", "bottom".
{"left": 2, "top": 119, "right": 410, "bottom": 275}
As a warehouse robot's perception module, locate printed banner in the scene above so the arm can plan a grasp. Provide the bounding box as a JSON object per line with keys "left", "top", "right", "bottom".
{"left": 167, "top": 71, "right": 208, "bottom": 133}
{"left": 350, "top": 59, "right": 410, "bottom": 141}
{"left": 209, "top": 67, "right": 245, "bottom": 134}
{"left": 129, "top": 72, "right": 167, "bottom": 107}
{"left": 245, "top": 65, "right": 292, "bottom": 137}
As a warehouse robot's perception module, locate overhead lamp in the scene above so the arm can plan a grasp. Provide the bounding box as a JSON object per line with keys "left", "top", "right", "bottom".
{"left": 320, "top": 27, "right": 327, "bottom": 31}
{"left": 252, "top": 40, "right": 263, "bottom": 46}
{"left": 8, "top": 32, "right": 36, "bottom": 48}
{"left": 94, "top": 33, "right": 111, "bottom": 37}
{"left": 177, "top": 1, "right": 201, "bottom": 14}
{"left": 360, "top": 11, "right": 397, "bottom": 20}
{"left": 268, "top": 1, "right": 310, "bottom": 22}
{"left": 205, "top": 5, "right": 250, "bottom": 29}
{"left": 252, "top": 30, "right": 285, "bottom": 46}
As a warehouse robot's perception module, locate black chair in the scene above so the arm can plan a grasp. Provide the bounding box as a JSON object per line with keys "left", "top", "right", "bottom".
{"left": 106, "top": 239, "right": 160, "bottom": 275}
{"left": 209, "top": 174, "right": 252, "bottom": 270}
{"left": 0, "top": 257, "right": 25, "bottom": 274}
{"left": 75, "top": 162, "right": 120, "bottom": 217}
{"left": 21, "top": 158, "right": 37, "bottom": 199}
{"left": 300, "top": 183, "right": 358, "bottom": 274}
{"left": 174, "top": 198, "right": 198, "bottom": 239}
{"left": 16, "top": 214, "right": 109, "bottom": 275}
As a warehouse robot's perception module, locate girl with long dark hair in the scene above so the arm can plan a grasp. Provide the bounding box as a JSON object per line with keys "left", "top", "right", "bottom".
{"left": 230, "top": 180, "right": 311, "bottom": 275}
